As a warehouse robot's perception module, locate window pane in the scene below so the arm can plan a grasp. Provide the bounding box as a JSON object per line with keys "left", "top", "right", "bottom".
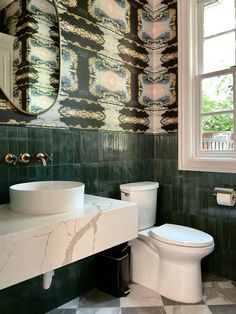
{"left": 204, "top": 0, "right": 235, "bottom": 37}
{"left": 201, "top": 115, "right": 234, "bottom": 150}
{"left": 203, "top": 32, "right": 235, "bottom": 73}
{"left": 201, "top": 74, "right": 233, "bottom": 113}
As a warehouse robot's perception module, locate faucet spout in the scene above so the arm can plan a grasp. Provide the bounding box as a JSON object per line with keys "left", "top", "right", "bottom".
{"left": 35, "top": 153, "right": 53, "bottom": 166}
{"left": 42, "top": 158, "right": 47, "bottom": 167}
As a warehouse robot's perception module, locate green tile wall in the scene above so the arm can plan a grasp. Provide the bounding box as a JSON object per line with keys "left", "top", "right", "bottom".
{"left": 1, "top": 126, "right": 236, "bottom": 313}
{"left": 0, "top": 125, "right": 155, "bottom": 314}
{"left": 154, "top": 132, "right": 236, "bottom": 281}
{"left": 0, "top": 257, "right": 95, "bottom": 314}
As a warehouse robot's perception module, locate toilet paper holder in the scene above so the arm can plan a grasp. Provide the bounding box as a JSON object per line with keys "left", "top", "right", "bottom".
{"left": 213, "top": 187, "right": 236, "bottom": 206}
{"left": 213, "top": 187, "right": 236, "bottom": 197}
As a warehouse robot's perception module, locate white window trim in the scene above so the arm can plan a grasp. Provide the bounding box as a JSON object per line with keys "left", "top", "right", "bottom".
{"left": 178, "top": 0, "right": 236, "bottom": 173}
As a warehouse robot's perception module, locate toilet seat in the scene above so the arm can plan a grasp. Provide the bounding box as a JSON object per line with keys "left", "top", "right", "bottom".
{"left": 150, "top": 224, "right": 214, "bottom": 248}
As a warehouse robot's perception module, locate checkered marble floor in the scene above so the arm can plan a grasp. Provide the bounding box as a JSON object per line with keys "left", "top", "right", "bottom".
{"left": 47, "top": 274, "right": 236, "bottom": 314}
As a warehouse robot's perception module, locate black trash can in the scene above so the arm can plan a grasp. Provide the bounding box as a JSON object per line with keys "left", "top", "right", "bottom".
{"left": 96, "top": 243, "right": 130, "bottom": 297}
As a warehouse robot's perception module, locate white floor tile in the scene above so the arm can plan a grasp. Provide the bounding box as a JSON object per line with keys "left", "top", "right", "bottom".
{"left": 120, "top": 284, "right": 163, "bottom": 308}
{"left": 76, "top": 308, "right": 121, "bottom": 314}
{"left": 59, "top": 297, "right": 80, "bottom": 309}
{"left": 164, "top": 305, "right": 212, "bottom": 314}
{"left": 203, "top": 282, "right": 236, "bottom": 305}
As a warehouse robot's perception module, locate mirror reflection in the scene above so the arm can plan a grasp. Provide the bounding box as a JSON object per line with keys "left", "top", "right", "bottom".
{"left": 0, "top": 0, "right": 60, "bottom": 115}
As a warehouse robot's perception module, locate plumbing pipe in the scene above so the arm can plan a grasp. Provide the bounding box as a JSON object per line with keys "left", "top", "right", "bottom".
{"left": 43, "top": 270, "right": 55, "bottom": 289}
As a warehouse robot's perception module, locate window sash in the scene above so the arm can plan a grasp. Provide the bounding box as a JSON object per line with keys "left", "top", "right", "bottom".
{"left": 197, "top": 0, "right": 236, "bottom": 155}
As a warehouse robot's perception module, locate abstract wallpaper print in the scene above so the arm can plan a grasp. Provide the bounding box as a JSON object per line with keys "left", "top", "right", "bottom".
{"left": 148, "top": 0, "right": 177, "bottom": 132}
{"left": 89, "top": 57, "right": 131, "bottom": 103}
{"left": 0, "top": 0, "right": 178, "bottom": 133}
{"left": 88, "top": 0, "right": 130, "bottom": 34}
{"left": 61, "top": 47, "right": 79, "bottom": 93}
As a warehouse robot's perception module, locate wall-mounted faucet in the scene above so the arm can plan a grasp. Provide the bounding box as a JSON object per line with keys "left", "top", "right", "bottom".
{"left": 35, "top": 153, "right": 53, "bottom": 166}
{"left": 3, "top": 152, "right": 53, "bottom": 166}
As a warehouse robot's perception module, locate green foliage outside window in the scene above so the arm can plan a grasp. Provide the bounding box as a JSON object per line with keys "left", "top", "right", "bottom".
{"left": 201, "top": 75, "right": 233, "bottom": 132}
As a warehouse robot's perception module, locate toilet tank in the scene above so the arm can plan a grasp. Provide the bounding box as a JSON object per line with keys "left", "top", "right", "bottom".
{"left": 120, "top": 181, "right": 159, "bottom": 230}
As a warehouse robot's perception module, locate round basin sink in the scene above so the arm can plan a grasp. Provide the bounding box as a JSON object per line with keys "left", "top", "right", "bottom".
{"left": 10, "top": 181, "right": 85, "bottom": 215}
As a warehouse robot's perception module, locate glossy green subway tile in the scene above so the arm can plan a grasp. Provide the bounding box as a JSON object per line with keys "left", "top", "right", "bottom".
{"left": 58, "top": 129, "right": 68, "bottom": 164}
{"left": 8, "top": 165, "right": 19, "bottom": 186}
{"left": 229, "top": 221, "right": 236, "bottom": 251}
{"left": 72, "top": 164, "right": 81, "bottom": 181}
{"left": 26, "top": 166, "right": 37, "bottom": 182}
{"left": 108, "top": 162, "right": 121, "bottom": 192}
{"left": 158, "top": 184, "right": 173, "bottom": 214}
{"left": 58, "top": 165, "right": 74, "bottom": 180}
{"left": 189, "top": 214, "right": 205, "bottom": 231}
{"left": 35, "top": 164, "right": 46, "bottom": 181}
{"left": 165, "top": 159, "right": 178, "bottom": 185}
{"left": 146, "top": 134, "right": 155, "bottom": 159}
{"left": 97, "top": 132, "right": 104, "bottom": 162}
{"left": 124, "top": 160, "right": 136, "bottom": 184}
{"left": 51, "top": 128, "right": 61, "bottom": 164}
{"left": 228, "top": 251, "right": 236, "bottom": 278}
{"left": 130, "top": 133, "right": 138, "bottom": 160}
{"left": 182, "top": 185, "right": 197, "bottom": 213}
{"left": 26, "top": 127, "right": 37, "bottom": 156}
{"left": 107, "top": 132, "right": 115, "bottom": 161}
{"left": 35, "top": 128, "right": 46, "bottom": 153}
{"left": 80, "top": 130, "right": 99, "bottom": 163}
{"left": 97, "top": 163, "right": 109, "bottom": 194}
{"left": 8, "top": 127, "right": 19, "bottom": 155}
{"left": 80, "top": 163, "right": 98, "bottom": 194}
{"left": 18, "top": 165, "right": 29, "bottom": 183}
{"left": 17, "top": 127, "right": 28, "bottom": 153}
{"left": 171, "top": 185, "right": 184, "bottom": 212}
{"left": 44, "top": 165, "right": 54, "bottom": 181}
{"left": 140, "top": 159, "right": 155, "bottom": 181}
{"left": 0, "top": 127, "right": 9, "bottom": 159}
{"left": 74, "top": 130, "right": 81, "bottom": 163}
{"left": 118, "top": 132, "right": 130, "bottom": 161}
{"left": 44, "top": 128, "right": 53, "bottom": 157}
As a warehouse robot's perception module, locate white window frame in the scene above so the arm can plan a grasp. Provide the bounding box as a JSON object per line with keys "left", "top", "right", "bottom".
{"left": 178, "top": 0, "right": 236, "bottom": 173}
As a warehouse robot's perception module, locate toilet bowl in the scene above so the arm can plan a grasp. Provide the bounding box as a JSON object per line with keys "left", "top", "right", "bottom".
{"left": 120, "top": 182, "right": 215, "bottom": 303}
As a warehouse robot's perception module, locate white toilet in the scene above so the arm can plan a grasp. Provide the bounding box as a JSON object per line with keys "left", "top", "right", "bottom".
{"left": 120, "top": 181, "right": 214, "bottom": 304}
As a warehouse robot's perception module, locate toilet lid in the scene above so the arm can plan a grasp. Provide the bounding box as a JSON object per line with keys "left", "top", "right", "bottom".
{"left": 120, "top": 181, "right": 159, "bottom": 192}
{"left": 150, "top": 224, "right": 214, "bottom": 248}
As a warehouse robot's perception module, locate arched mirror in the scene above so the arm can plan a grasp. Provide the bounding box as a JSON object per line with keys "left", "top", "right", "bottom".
{"left": 0, "top": 0, "right": 61, "bottom": 115}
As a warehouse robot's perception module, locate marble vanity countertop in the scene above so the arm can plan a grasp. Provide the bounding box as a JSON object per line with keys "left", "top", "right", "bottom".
{"left": 0, "top": 195, "right": 138, "bottom": 290}
{"left": 0, "top": 194, "right": 136, "bottom": 235}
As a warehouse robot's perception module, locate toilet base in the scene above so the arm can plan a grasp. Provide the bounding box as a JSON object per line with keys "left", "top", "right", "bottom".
{"left": 130, "top": 236, "right": 214, "bottom": 303}
{"left": 158, "top": 257, "right": 203, "bottom": 303}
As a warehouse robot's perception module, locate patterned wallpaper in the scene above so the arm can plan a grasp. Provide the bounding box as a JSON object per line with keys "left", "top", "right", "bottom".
{"left": 0, "top": 0, "right": 177, "bottom": 134}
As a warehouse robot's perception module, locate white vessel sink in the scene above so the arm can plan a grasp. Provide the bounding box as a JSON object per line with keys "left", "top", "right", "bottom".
{"left": 10, "top": 181, "right": 85, "bottom": 215}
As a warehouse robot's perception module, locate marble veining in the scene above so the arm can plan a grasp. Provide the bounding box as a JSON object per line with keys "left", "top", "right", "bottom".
{"left": 0, "top": 195, "right": 138, "bottom": 290}
{"left": 62, "top": 211, "right": 102, "bottom": 266}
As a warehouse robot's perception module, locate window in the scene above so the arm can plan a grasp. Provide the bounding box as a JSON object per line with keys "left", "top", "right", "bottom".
{"left": 178, "top": 0, "right": 236, "bottom": 173}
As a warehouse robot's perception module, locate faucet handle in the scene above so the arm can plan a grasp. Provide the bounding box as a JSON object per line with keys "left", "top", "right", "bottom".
{"left": 46, "top": 153, "right": 53, "bottom": 161}
{"left": 18, "top": 153, "right": 31, "bottom": 163}
{"left": 4, "top": 153, "right": 18, "bottom": 165}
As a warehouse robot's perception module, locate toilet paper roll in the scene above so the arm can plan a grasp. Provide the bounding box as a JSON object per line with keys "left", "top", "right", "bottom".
{"left": 216, "top": 193, "right": 236, "bottom": 206}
